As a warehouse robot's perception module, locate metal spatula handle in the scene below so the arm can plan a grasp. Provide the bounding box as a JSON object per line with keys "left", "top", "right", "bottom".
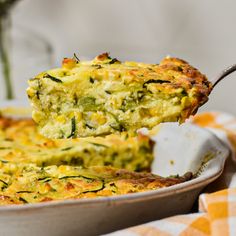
{"left": 212, "top": 64, "right": 236, "bottom": 88}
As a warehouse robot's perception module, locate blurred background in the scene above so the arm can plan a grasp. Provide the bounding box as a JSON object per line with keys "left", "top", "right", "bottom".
{"left": 1, "top": 0, "right": 236, "bottom": 114}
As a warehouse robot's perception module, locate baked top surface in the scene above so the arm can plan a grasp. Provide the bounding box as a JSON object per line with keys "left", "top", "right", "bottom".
{"left": 0, "top": 114, "right": 192, "bottom": 205}
{"left": 0, "top": 116, "right": 154, "bottom": 172}
{"left": 0, "top": 164, "right": 192, "bottom": 205}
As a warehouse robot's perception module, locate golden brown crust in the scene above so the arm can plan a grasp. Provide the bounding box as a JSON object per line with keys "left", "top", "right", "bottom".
{"left": 159, "top": 57, "right": 212, "bottom": 106}
{"left": 0, "top": 164, "right": 192, "bottom": 204}
{"left": 152, "top": 57, "right": 212, "bottom": 121}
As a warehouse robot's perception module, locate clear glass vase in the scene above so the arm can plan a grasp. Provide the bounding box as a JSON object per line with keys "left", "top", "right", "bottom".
{"left": 0, "top": 8, "right": 53, "bottom": 100}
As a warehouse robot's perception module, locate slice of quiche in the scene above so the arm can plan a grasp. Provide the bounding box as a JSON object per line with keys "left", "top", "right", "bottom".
{"left": 27, "top": 53, "right": 212, "bottom": 138}
{"left": 0, "top": 116, "right": 154, "bottom": 172}
{"left": 0, "top": 164, "right": 192, "bottom": 205}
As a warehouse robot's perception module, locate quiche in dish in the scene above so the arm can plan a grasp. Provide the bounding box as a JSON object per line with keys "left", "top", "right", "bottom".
{"left": 0, "top": 113, "right": 194, "bottom": 205}
{"left": 0, "top": 163, "right": 192, "bottom": 205}
{"left": 27, "top": 53, "right": 212, "bottom": 138}
{"left": 0, "top": 116, "right": 154, "bottom": 172}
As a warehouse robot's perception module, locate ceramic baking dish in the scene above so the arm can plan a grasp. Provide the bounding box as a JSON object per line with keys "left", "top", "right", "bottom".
{"left": 0, "top": 100, "right": 229, "bottom": 236}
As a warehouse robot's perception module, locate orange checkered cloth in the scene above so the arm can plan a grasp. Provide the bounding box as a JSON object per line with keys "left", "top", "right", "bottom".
{"left": 107, "top": 112, "right": 236, "bottom": 236}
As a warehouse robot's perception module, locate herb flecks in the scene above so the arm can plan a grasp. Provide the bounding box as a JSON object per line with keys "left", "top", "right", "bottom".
{"left": 59, "top": 175, "right": 95, "bottom": 182}
{"left": 16, "top": 191, "right": 33, "bottom": 194}
{"left": 19, "top": 197, "right": 28, "bottom": 204}
{"left": 0, "top": 160, "right": 8, "bottom": 163}
{"left": 44, "top": 73, "right": 62, "bottom": 83}
{"left": 89, "top": 77, "right": 95, "bottom": 83}
{"left": 91, "top": 64, "right": 102, "bottom": 69}
{"left": 0, "top": 179, "right": 8, "bottom": 187}
{"left": 89, "top": 142, "right": 109, "bottom": 148}
{"left": 143, "top": 79, "right": 171, "bottom": 88}
{"left": 61, "top": 147, "right": 73, "bottom": 151}
{"left": 81, "top": 180, "right": 105, "bottom": 194}
{"left": 36, "top": 90, "right": 40, "bottom": 99}
{"left": 38, "top": 177, "right": 52, "bottom": 183}
{"left": 85, "top": 123, "right": 95, "bottom": 130}
{"left": 67, "top": 117, "right": 76, "bottom": 138}
{"left": 73, "top": 53, "right": 80, "bottom": 62}
{"left": 109, "top": 123, "right": 126, "bottom": 132}
{"left": 109, "top": 58, "right": 120, "bottom": 64}
{"left": 105, "top": 90, "right": 111, "bottom": 94}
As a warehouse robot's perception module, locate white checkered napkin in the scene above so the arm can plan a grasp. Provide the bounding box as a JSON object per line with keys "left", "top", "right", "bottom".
{"left": 199, "top": 189, "right": 236, "bottom": 236}
{"left": 106, "top": 213, "right": 209, "bottom": 236}
{"left": 107, "top": 188, "right": 236, "bottom": 236}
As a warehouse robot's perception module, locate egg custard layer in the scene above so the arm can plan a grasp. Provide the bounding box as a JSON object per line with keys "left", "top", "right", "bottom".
{"left": 27, "top": 53, "right": 212, "bottom": 138}
{"left": 0, "top": 116, "right": 154, "bottom": 172}
{"left": 0, "top": 163, "right": 192, "bottom": 205}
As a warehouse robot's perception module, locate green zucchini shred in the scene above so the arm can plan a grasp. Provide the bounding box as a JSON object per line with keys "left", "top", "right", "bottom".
{"left": 67, "top": 117, "right": 76, "bottom": 138}
{"left": 44, "top": 73, "right": 62, "bottom": 83}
